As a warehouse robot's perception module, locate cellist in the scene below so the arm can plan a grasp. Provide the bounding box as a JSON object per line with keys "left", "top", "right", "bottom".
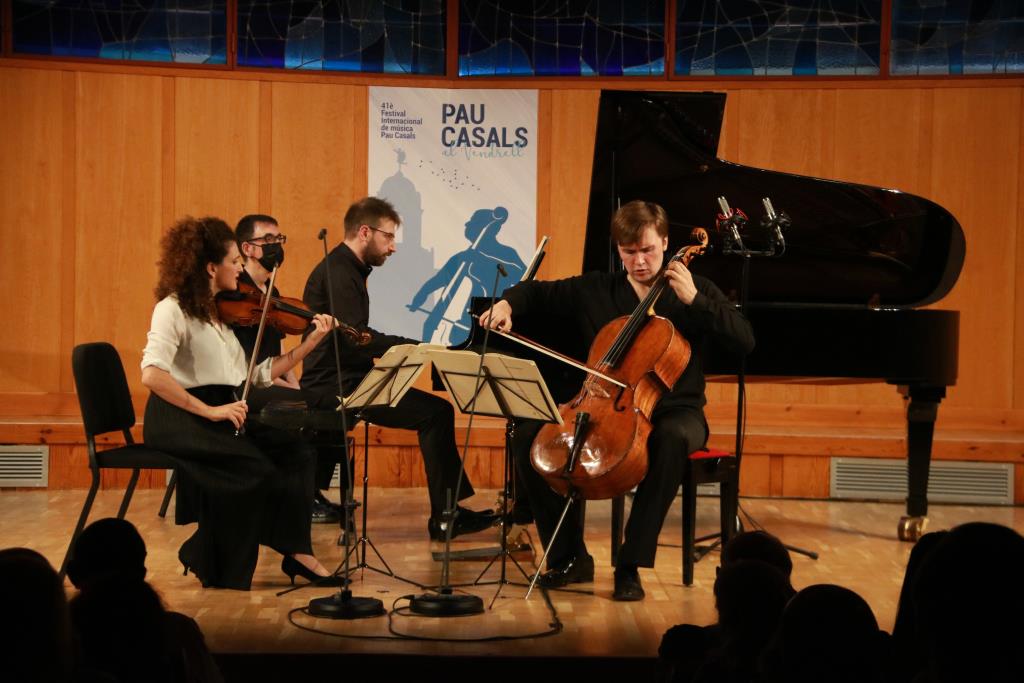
{"left": 479, "top": 200, "right": 754, "bottom": 601}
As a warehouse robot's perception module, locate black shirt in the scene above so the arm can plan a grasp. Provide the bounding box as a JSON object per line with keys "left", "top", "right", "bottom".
{"left": 500, "top": 270, "right": 755, "bottom": 413}
{"left": 230, "top": 269, "right": 284, "bottom": 365}
{"left": 301, "top": 242, "right": 415, "bottom": 394}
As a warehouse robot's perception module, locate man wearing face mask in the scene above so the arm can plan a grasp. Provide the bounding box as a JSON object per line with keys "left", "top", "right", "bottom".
{"left": 233, "top": 214, "right": 342, "bottom": 525}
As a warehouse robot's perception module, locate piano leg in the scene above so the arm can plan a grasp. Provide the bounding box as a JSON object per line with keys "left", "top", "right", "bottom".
{"left": 897, "top": 384, "right": 946, "bottom": 542}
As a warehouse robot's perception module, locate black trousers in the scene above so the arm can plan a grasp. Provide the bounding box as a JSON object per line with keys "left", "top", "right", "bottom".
{"left": 143, "top": 387, "right": 315, "bottom": 590}
{"left": 515, "top": 405, "right": 708, "bottom": 569}
{"left": 304, "top": 386, "right": 475, "bottom": 517}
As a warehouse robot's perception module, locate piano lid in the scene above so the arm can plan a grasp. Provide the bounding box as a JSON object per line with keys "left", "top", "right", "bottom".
{"left": 583, "top": 91, "right": 966, "bottom": 308}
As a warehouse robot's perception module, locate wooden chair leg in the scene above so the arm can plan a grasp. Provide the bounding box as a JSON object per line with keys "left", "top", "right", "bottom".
{"left": 117, "top": 468, "right": 141, "bottom": 518}
{"left": 158, "top": 470, "right": 177, "bottom": 518}
{"left": 720, "top": 463, "right": 739, "bottom": 545}
{"left": 682, "top": 465, "right": 698, "bottom": 586}
{"left": 610, "top": 496, "right": 624, "bottom": 566}
{"left": 59, "top": 468, "right": 101, "bottom": 578}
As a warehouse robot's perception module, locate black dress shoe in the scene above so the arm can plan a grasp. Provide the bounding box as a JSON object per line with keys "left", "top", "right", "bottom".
{"left": 612, "top": 566, "right": 645, "bottom": 601}
{"left": 315, "top": 490, "right": 343, "bottom": 513}
{"left": 427, "top": 506, "right": 498, "bottom": 541}
{"left": 537, "top": 554, "right": 595, "bottom": 588}
{"left": 312, "top": 498, "right": 341, "bottom": 524}
{"left": 280, "top": 556, "right": 350, "bottom": 587}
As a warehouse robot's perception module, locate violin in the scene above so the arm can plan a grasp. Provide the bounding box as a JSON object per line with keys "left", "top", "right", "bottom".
{"left": 217, "top": 281, "right": 371, "bottom": 345}
{"left": 528, "top": 229, "right": 709, "bottom": 500}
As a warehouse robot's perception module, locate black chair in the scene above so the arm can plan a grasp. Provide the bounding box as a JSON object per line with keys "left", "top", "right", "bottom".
{"left": 611, "top": 447, "right": 738, "bottom": 586}
{"left": 60, "top": 342, "right": 176, "bottom": 578}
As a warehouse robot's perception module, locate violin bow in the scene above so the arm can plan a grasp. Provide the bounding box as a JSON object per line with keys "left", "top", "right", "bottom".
{"left": 470, "top": 317, "right": 627, "bottom": 389}
{"left": 235, "top": 265, "right": 279, "bottom": 436}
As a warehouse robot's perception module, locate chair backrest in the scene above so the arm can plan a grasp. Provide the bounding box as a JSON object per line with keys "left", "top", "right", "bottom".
{"left": 71, "top": 342, "right": 136, "bottom": 437}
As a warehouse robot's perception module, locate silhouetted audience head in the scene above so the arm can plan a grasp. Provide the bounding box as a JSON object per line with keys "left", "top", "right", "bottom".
{"left": 911, "top": 522, "right": 1024, "bottom": 683}
{"left": 66, "top": 517, "right": 147, "bottom": 589}
{"left": 72, "top": 578, "right": 173, "bottom": 682}
{"left": 0, "top": 547, "right": 74, "bottom": 682}
{"left": 693, "top": 559, "right": 792, "bottom": 683}
{"left": 720, "top": 530, "right": 793, "bottom": 581}
{"left": 888, "top": 529, "right": 948, "bottom": 682}
{"left": 67, "top": 518, "right": 223, "bottom": 682}
{"left": 767, "top": 583, "right": 887, "bottom": 683}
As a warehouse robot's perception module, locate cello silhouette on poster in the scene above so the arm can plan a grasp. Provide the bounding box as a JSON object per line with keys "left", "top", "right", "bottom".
{"left": 408, "top": 206, "right": 526, "bottom": 345}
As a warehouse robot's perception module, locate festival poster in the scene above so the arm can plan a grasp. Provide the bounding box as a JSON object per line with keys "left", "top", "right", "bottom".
{"left": 367, "top": 86, "right": 538, "bottom": 346}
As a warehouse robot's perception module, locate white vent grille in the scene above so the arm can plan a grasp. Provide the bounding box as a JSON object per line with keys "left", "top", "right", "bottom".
{"left": 831, "top": 458, "right": 1013, "bottom": 505}
{"left": 0, "top": 445, "right": 49, "bottom": 487}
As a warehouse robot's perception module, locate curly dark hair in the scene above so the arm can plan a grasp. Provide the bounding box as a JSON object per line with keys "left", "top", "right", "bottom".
{"left": 154, "top": 216, "right": 236, "bottom": 323}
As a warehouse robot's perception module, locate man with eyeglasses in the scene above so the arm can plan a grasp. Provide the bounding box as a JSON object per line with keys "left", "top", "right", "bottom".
{"left": 301, "top": 196, "right": 496, "bottom": 541}
{"left": 230, "top": 214, "right": 342, "bottom": 526}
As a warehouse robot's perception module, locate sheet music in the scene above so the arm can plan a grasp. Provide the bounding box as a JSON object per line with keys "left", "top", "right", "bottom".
{"left": 342, "top": 343, "right": 445, "bottom": 409}
{"left": 429, "top": 349, "right": 562, "bottom": 424}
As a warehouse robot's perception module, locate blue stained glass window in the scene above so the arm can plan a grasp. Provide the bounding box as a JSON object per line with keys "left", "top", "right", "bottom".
{"left": 12, "top": 0, "right": 227, "bottom": 64}
{"left": 459, "top": 0, "right": 666, "bottom": 77}
{"left": 891, "top": 1, "right": 1024, "bottom": 75}
{"left": 237, "top": 0, "right": 445, "bottom": 74}
{"left": 676, "top": 0, "right": 881, "bottom": 76}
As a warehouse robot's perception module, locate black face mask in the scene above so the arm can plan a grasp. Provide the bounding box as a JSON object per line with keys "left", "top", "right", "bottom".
{"left": 257, "top": 243, "right": 285, "bottom": 271}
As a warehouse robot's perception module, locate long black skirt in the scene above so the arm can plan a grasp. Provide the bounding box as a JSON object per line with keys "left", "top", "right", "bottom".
{"left": 143, "top": 386, "right": 315, "bottom": 590}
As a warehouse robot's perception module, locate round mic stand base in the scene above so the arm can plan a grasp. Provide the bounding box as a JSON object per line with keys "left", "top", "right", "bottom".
{"left": 408, "top": 590, "right": 484, "bottom": 616}
{"left": 308, "top": 590, "right": 385, "bottom": 620}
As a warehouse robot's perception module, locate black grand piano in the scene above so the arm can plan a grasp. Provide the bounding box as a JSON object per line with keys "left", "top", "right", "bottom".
{"left": 467, "top": 90, "right": 964, "bottom": 541}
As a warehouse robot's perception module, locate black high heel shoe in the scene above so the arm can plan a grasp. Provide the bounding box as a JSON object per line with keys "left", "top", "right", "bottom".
{"left": 281, "top": 556, "right": 349, "bottom": 587}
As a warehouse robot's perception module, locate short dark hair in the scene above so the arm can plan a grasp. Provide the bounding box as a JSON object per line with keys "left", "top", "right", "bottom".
{"left": 235, "top": 214, "right": 278, "bottom": 247}
{"left": 344, "top": 197, "right": 401, "bottom": 237}
{"left": 610, "top": 200, "right": 668, "bottom": 245}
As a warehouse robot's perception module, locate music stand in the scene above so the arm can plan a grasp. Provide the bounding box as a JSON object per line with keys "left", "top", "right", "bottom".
{"left": 428, "top": 349, "right": 562, "bottom": 606}
{"left": 329, "top": 343, "right": 445, "bottom": 589}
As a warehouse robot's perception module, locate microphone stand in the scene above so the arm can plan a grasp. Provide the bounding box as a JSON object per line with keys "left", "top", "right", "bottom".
{"left": 307, "top": 228, "right": 385, "bottom": 619}
{"left": 408, "top": 263, "right": 507, "bottom": 616}
{"left": 716, "top": 197, "right": 817, "bottom": 562}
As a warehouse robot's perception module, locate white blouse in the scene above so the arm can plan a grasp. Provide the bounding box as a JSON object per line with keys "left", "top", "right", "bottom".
{"left": 141, "top": 296, "right": 273, "bottom": 390}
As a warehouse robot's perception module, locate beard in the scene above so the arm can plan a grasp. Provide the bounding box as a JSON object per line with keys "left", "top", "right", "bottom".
{"left": 365, "top": 242, "right": 390, "bottom": 267}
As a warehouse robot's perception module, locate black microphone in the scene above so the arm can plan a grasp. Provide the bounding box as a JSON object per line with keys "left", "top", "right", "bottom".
{"left": 317, "top": 228, "right": 327, "bottom": 240}
{"left": 716, "top": 196, "right": 746, "bottom": 253}
{"left": 496, "top": 263, "right": 508, "bottom": 278}
{"left": 760, "top": 197, "right": 788, "bottom": 255}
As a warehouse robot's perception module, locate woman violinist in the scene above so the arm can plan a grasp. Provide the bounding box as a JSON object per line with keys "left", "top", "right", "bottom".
{"left": 141, "top": 216, "right": 340, "bottom": 590}
{"left": 479, "top": 201, "right": 754, "bottom": 601}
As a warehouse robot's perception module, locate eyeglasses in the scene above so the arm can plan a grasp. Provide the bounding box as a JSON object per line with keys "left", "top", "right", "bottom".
{"left": 364, "top": 225, "right": 396, "bottom": 242}
{"left": 246, "top": 234, "right": 287, "bottom": 245}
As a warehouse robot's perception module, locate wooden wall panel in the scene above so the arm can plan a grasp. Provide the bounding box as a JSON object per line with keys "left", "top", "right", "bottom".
{"left": 738, "top": 453, "right": 771, "bottom": 497}
{"left": 781, "top": 455, "right": 831, "bottom": 499}
{"left": 1, "top": 64, "right": 1023, "bottom": 493}
{"left": 538, "top": 89, "right": 600, "bottom": 280}
{"left": 74, "top": 72, "right": 165, "bottom": 393}
{"left": 0, "top": 69, "right": 65, "bottom": 394}
{"left": 929, "top": 87, "right": 1021, "bottom": 410}
{"left": 1016, "top": 87, "right": 1024, "bottom": 411}
{"left": 268, "top": 81, "right": 366, "bottom": 300}
{"left": 832, "top": 89, "right": 931, "bottom": 193}
{"left": 173, "top": 77, "right": 260, "bottom": 223}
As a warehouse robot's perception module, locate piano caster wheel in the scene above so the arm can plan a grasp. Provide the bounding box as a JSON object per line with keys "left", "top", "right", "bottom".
{"left": 898, "top": 516, "right": 928, "bottom": 542}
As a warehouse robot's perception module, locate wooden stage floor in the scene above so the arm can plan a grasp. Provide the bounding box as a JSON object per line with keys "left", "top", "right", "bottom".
{"left": 4, "top": 487, "right": 1024, "bottom": 675}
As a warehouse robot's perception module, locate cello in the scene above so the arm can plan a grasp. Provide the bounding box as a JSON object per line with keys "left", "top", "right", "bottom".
{"left": 528, "top": 230, "right": 709, "bottom": 500}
